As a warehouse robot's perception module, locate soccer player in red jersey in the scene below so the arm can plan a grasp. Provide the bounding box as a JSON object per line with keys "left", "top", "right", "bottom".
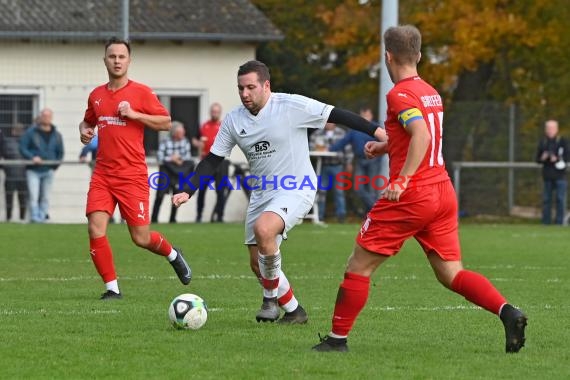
{"left": 79, "top": 37, "right": 191, "bottom": 300}
{"left": 313, "top": 25, "right": 527, "bottom": 353}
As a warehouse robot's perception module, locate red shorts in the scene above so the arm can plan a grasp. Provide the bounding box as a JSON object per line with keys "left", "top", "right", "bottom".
{"left": 86, "top": 172, "right": 150, "bottom": 226}
{"left": 356, "top": 180, "right": 461, "bottom": 261}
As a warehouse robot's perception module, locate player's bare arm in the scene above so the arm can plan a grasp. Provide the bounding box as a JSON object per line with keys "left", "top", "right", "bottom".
{"left": 79, "top": 121, "right": 95, "bottom": 145}
{"left": 328, "top": 107, "right": 387, "bottom": 142}
{"left": 384, "top": 118, "right": 430, "bottom": 202}
{"left": 117, "top": 102, "right": 171, "bottom": 131}
{"left": 172, "top": 152, "right": 225, "bottom": 208}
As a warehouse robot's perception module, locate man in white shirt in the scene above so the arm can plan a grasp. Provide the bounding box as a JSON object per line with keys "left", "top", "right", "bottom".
{"left": 173, "top": 60, "right": 385, "bottom": 324}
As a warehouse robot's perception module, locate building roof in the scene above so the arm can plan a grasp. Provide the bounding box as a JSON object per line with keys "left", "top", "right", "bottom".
{"left": 0, "top": 0, "right": 282, "bottom": 42}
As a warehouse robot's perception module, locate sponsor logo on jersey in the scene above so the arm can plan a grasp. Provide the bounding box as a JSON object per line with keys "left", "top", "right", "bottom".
{"left": 247, "top": 140, "right": 277, "bottom": 160}
{"left": 97, "top": 115, "right": 127, "bottom": 127}
{"left": 420, "top": 94, "right": 443, "bottom": 107}
{"left": 252, "top": 141, "right": 270, "bottom": 152}
{"left": 239, "top": 129, "right": 247, "bottom": 135}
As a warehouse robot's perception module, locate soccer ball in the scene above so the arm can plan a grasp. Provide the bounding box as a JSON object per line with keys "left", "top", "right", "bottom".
{"left": 168, "top": 293, "right": 208, "bottom": 330}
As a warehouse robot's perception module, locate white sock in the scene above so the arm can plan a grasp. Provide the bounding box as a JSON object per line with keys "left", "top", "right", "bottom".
{"left": 258, "top": 250, "right": 281, "bottom": 298}
{"left": 166, "top": 249, "right": 178, "bottom": 262}
{"left": 498, "top": 302, "right": 507, "bottom": 317}
{"left": 329, "top": 332, "right": 347, "bottom": 339}
{"left": 105, "top": 279, "right": 120, "bottom": 294}
{"left": 277, "top": 270, "right": 299, "bottom": 312}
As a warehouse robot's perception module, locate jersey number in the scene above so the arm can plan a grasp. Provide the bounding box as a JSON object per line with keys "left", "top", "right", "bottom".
{"left": 427, "top": 112, "right": 444, "bottom": 167}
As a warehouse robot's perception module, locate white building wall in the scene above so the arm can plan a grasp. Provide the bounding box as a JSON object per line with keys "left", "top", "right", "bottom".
{"left": 0, "top": 41, "right": 254, "bottom": 223}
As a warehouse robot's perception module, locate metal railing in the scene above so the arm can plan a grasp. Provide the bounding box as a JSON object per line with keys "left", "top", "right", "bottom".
{"left": 452, "top": 161, "right": 544, "bottom": 216}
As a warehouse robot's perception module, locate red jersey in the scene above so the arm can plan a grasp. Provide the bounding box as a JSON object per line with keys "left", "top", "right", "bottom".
{"left": 384, "top": 76, "right": 449, "bottom": 187}
{"left": 83, "top": 80, "right": 169, "bottom": 178}
{"left": 199, "top": 119, "right": 221, "bottom": 158}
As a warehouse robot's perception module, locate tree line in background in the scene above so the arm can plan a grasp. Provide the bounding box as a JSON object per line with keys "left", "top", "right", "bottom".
{"left": 252, "top": 0, "right": 570, "bottom": 166}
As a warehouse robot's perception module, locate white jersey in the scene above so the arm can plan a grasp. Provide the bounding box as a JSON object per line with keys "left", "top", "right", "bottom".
{"left": 211, "top": 93, "right": 333, "bottom": 198}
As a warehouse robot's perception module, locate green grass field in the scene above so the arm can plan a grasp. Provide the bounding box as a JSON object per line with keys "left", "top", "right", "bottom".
{"left": 1, "top": 222, "right": 568, "bottom": 379}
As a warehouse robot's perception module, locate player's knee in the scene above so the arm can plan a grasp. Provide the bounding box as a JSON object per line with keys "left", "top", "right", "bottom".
{"left": 253, "top": 223, "right": 275, "bottom": 242}
{"left": 87, "top": 224, "right": 105, "bottom": 239}
{"left": 131, "top": 233, "right": 150, "bottom": 248}
{"left": 345, "top": 245, "right": 386, "bottom": 276}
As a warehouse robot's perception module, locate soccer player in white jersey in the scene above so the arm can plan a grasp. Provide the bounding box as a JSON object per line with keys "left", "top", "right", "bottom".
{"left": 173, "top": 60, "right": 386, "bottom": 323}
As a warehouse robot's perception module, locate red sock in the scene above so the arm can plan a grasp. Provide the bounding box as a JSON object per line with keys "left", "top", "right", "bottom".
{"left": 89, "top": 236, "right": 116, "bottom": 283}
{"left": 148, "top": 231, "right": 172, "bottom": 256}
{"left": 451, "top": 270, "right": 507, "bottom": 314}
{"left": 278, "top": 288, "right": 294, "bottom": 306}
{"left": 331, "top": 272, "right": 370, "bottom": 337}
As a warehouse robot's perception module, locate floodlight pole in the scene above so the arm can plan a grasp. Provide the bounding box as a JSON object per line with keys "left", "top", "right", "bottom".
{"left": 508, "top": 103, "right": 515, "bottom": 214}
{"left": 121, "top": 0, "right": 130, "bottom": 40}
{"left": 379, "top": 1, "right": 398, "bottom": 122}
{"left": 378, "top": 0, "right": 398, "bottom": 178}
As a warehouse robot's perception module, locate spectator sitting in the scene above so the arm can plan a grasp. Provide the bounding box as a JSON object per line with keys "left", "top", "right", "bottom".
{"left": 151, "top": 121, "right": 194, "bottom": 223}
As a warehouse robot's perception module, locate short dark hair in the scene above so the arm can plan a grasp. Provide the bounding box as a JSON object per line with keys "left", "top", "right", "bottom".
{"left": 237, "top": 60, "right": 270, "bottom": 83}
{"left": 384, "top": 25, "right": 421, "bottom": 65}
{"left": 105, "top": 37, "right": 131, "bottom": 55}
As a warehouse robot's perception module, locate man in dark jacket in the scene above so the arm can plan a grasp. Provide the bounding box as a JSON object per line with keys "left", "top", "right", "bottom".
{"left": 1, "top": 123, "right": 28, "bottom": 221}
{"left": 19, "top": 108, "right": 64, "bottom": 223}
{"left": 536, "top": 119, "right": 569, "bottom": 225}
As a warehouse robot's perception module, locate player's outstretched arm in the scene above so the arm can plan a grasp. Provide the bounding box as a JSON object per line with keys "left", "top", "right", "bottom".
{"left": 171, "top": 152, "right": 225, "bottom": 208}
{"left": 328, "top": 107, "right": 387, "bottom": 141}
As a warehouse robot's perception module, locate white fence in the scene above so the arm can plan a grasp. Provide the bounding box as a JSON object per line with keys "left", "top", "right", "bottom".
{"left": 0, "top": 159, "right": 249, "bottom": 223}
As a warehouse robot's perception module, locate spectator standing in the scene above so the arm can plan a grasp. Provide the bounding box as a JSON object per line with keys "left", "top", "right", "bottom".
{"left": 1, "top": 123, "right": 28, "bottom": 222}
{"left": 536, "top": 119, "right": 569, "bottom": 225}
{"left": 192, "top": 102, "right": 229, "bottom": 223}
{"left": 19, "top": 108, "right": 64, "bottom": 223}
{"left": 310, "top": 122, "right": 352, "bottom": 223}
{"left": 329, "top": 106, "right": 386, "bottom": 216}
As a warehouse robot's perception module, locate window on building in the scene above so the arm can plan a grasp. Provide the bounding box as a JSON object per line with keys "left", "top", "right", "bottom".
{"left": 0, "top": 94, "right": 37, "bottom": 136}
{"left": 144, "top": 95, "right": 200, "bottom": 156}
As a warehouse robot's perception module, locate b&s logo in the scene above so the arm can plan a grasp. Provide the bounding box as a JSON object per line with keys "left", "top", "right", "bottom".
{"left": 248, "top": 140, "right": 276, "bottom": 160}
{"left": 252, "top": 141, "right": 270, "bottom": 152}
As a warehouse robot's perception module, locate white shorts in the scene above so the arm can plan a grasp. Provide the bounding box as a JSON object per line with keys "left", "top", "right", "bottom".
{"left": 244, "top": 191, "right": 316, "bottom": 245}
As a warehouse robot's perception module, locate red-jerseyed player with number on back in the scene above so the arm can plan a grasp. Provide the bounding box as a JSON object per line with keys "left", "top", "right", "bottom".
{"left": 79, "top": 37, "right": 191, "bottom": 300}
{"left": 312, "top": 25, "right": 527, "bottom": 353}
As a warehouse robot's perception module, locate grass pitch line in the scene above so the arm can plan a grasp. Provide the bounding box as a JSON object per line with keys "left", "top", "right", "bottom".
{"left": 1, "top": 309, "right": 121, "bottom": 315}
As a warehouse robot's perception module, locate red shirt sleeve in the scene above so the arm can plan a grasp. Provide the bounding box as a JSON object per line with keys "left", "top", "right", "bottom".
{"left": 387, "top": 89, "right": 419, "bottom": 116}
{"left": 142, "top": 89, "right": 169, "bottom": 117}
{"left": 83, "top": 95, "right": 96, "bottom": 125}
